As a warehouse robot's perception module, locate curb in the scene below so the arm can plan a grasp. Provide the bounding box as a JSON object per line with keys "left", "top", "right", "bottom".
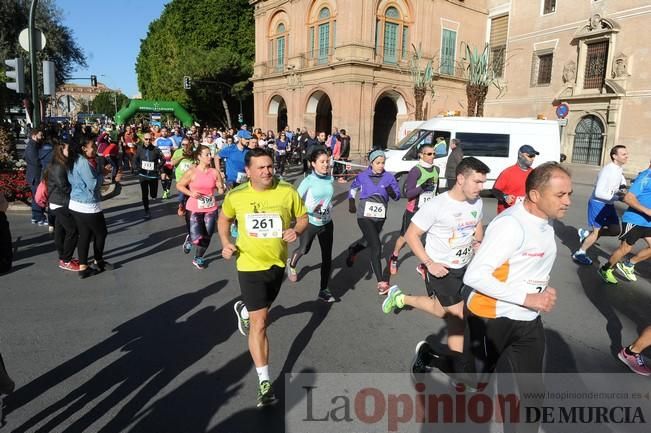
{"left": 6, "top": 183, "right": 118, "bottom": 214}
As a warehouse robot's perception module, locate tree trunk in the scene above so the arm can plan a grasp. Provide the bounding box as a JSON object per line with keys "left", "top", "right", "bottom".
{"left": 476, "top": 86, "right": 489, "bottom": 117}
{"left": 466, "top": 84, "right": 485, "bottom": 117}
{"left": 220, "top": 95, "right": 232, "bottom": 128}
{"left": 414, "top": 86, "right": 426, "bottom": 121}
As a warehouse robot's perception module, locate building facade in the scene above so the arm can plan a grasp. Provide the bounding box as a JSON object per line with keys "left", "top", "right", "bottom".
{"left": 49, "top": 81, "right": 113, "bottom": 119}
{"left": 484, "top": 0, "right": 651, "bottom": 175}
{"left": 250, "top": 0, "right": 489, "bottom": 155}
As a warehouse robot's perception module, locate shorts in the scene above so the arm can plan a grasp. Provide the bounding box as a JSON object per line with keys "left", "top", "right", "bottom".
{"left": 619, "top": 222, "right": 651, "bottom": 246}
{"left": 425, "top": 265, "right": 466, "bottom": 307}
{"left": 161, "top": 166, "right": 174, "bottom": 178}
{"left": 238, "top": 265, "right": 285, "bottom": 312}
{"left": 400, "top": 210, "right": 416, "bottom": 236}
{"left": 587, "top": 199, "right": 619, "bottom": 229}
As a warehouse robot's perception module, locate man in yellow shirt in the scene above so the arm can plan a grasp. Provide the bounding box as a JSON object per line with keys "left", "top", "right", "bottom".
{"left": 218, "top": 147, "right": 308, "bottom": 407}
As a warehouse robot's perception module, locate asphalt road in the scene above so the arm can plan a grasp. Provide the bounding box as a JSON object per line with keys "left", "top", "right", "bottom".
{"left": 1, "top": 164, "right": 650, "bottom": 432}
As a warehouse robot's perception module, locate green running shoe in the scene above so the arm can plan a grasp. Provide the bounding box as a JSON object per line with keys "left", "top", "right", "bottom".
{"left": 257, "top": 380, "right": 277, "bottom": 407}
{"left": 599, "top": 267, "right": 618, "bottom": 284}
{"left": 616, "top": 262, "right": 637, "bottom": 281}
{"left": 382, "top": 285, "right": 404, "bottom": 314}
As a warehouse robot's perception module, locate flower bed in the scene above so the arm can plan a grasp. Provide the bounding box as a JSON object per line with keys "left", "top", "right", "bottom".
{"left": 0, "top": 169, "right": 31, "bottom": 203}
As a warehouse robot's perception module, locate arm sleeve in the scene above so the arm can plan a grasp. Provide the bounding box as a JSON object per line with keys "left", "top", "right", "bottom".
{"left": 594, "top": 167, "right": 619, "bottom": 201}
{"left": 463, "top": 216, "right": 527, "bottom": 305}
{"left": 410, "top": 202, "right": 438, "bottom": 232}
{"left": 405, "top": 168, "right": 422, "bottom": 200}
{"left": 348, "top": 175, "right": 361, "bottom": 199}
{"left": 389, "top": 173, "right": 401, "bottom": 200}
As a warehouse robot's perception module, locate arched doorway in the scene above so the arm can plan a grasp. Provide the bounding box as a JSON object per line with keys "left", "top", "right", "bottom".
{"left": 306, "top": 91, "right": 332, "bottom": 135}
{"left": 372, "top": 91, "right": 408, "bottom": 149}
{"left": 268, "top": 95, "right": 288, "bottom": 133}
{"left": 572, "top": 115, "right": 604, "bottom": 165}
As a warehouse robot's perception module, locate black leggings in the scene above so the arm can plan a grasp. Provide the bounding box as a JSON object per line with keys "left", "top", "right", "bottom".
{"left": 290, "top": 222, "right": 333, "bottom": 291}
{"left": 52, "top": 207, "right": 78, "bottom": 262}
{"left": 350, "top": 218, "right": 385, "bottom": 282}
{"left": 140, "top": 178, "right": 159, "bottom": 212}
{"left": 71, "top": 210, "right": 107, "bottom": 266}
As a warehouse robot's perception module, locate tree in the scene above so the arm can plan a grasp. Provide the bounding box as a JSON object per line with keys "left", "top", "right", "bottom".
{"left": 463, "top": 43, "right": 505, "bottom": 117}
{"left": 90, "top": 91, "right": 130, "bottom": 116}
{"left": 408, "top": 44, "right": 436, "bottom": 121}
{"left": 136, "top": 0, "right": 254, "bottom": 127}
{"left": 0, "top": 0, "right": 87, "bottom": 119}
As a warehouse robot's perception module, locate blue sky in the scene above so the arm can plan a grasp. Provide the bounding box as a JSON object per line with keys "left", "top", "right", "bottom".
{"left": 56, "top": 0, "right": 170, "bottom": 97}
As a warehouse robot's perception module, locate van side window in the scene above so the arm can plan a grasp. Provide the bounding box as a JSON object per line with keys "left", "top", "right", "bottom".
{"left": 455, "top": 133, "right": 510, "bottom": 157}
{"left": 403, "top": 130, "right": 450, "bottom": 160}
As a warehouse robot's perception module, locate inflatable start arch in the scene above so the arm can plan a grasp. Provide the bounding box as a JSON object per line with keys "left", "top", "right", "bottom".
{"left": 114, "top": 100, "right": 194, "bottom": 127}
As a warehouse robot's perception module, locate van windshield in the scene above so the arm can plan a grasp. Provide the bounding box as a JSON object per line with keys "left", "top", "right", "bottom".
{"left": 390, "top": 129, "right": 451, "bottom": 151}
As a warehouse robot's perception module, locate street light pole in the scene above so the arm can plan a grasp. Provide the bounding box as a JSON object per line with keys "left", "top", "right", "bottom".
{"left": 29, "top": 0, "right": 40, "bottom": 128}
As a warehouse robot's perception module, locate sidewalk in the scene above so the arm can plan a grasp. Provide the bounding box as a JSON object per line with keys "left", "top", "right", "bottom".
{"left": 6, "top": 182, "right": 119, "bottom": 213}
{"left": 561, "top": 162, "right": 601, "bottom": 186}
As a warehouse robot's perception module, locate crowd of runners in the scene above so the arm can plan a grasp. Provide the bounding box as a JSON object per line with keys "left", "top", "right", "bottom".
{"left": 2, "top": 120, "right": 651, "bottom": 410}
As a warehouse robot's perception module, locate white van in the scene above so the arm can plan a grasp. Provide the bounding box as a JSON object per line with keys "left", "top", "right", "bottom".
{"left": 384, "top": 116, "right": 561, "bottom": 189}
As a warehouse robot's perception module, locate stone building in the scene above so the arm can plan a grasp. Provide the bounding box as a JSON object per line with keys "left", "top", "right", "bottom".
{"left": 484, "top": 0, "right": 651, "bottom": 175}
{"left": 49, "top": 81, "right": 113, "bottom": 119}
{"left": 250, "top": 0, "right": 489, "bottom": 154}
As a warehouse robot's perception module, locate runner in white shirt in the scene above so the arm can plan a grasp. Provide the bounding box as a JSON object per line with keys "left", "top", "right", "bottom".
{"left": 381, "top": 157, "right": 488, "bottom": 375}
{"left": 463, "top": 162, "right": 570, "bottom": 380}
{"left": 572, "top": 145, "right": 628, "bottom": 265}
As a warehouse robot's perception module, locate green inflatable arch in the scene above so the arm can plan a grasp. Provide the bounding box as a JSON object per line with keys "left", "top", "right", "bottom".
{"left": 114, "top": 100, "right": 194, "bottom": 127}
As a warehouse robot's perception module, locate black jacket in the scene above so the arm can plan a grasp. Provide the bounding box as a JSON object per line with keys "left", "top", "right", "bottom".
{"left": 47, "top": 162, "right": 71, "bottom": 207}
{"left": 339, "top": 135, "right": 351, "bottom": 159}
{"left": 134, "top": 144, "right": 164, "bottom": 179}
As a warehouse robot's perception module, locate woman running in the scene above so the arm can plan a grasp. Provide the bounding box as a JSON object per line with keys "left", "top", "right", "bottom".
{"left": 274, "top": 131, "right": 290, "bottom": 177}
{"left": 176, "top": 145, "right": 224, "bottom": 269}
{"left": 287, "top": 149, "right": 336, "bottom": 302}
{"left": 346, "top": 149, "right": 400, "bottom": 295}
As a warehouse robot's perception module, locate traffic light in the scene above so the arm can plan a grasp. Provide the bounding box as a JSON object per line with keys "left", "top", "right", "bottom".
{"left": 90, "top": 75, "right": 97, "bottom": 87}
{"left": 183, "top": 76, "right": 191, "bottom": 90}
{"left": 238, "top": 113, "right": 244, "bottom": 124}
{"left": 4, "top": 58, "right": 25, "bottom": 93}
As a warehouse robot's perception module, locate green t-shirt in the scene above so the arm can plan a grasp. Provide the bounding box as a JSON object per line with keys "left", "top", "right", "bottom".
{"left": 173, "top": 148, "right": 194, "bottom": 180}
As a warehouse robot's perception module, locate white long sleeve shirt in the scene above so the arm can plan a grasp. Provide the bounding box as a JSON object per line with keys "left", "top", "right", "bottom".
{"left": 591, "top": 162, "right": 626, "bottom": 204}
{"left": 463, "top": 203, "right": 557, "bottom": 321}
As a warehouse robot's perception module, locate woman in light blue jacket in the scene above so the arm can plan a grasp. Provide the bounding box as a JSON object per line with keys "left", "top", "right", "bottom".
{"left": 67, "top": 136, "right": 110, "bottom": 279}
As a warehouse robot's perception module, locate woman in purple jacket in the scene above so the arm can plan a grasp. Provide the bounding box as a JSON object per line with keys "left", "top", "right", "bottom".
{"left": 346, "top": 150, "right": 400, "bottom": 295}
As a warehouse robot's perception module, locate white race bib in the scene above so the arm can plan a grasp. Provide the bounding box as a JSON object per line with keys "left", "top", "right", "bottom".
{"left": 236, "top": 172, "right": 248, "bottom": 183}
{"left": 197, "top": 195, "right": 215, "bottom": 209}
{"left": 277, "top": 150, "right": 286, "bottom": 155}
{"left": 316, "top": 204, "right": 332, "bottom": 223}
{"left": 363, "top": 202, "right": 386, "bottom": 218}
{"left": 245, "top": 213, "right": 282, "bottom": 238}
{"left": 141, "top": 161, "right": 155, "bottom": 171}
{"left": 418, "top": 191, "right": 435, "bottom": 208}
{"left": 451, "top": 243, "right": 474, "bottom": 266}
{"left": 525, "top": 276, "right": 549, "bottom": 294}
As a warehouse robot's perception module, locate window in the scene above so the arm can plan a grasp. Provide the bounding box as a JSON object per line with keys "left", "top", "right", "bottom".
{"left": 308, "top": 6, "right": 335, "bottom": 64}
{"left": 530, "top": 51, "right": 553, "bottom": 86}
{"left": 584, "top": 41, "right": 608, "bottom": 89}
{"left": 270, "top": 21, "right": 288, "bottom": 72}
{"left": 393, "top": 129, "right": 451, "bottom": 155}
{"left": 543, "top": 0, "right": 556, "bottom": 14}
{"left": 441, "top": 29, "right": 457, "bottom": 75}
{"left": 456, "top": 133, "right": 510, "bottom": 157}
{"left": 489, "top": 15, "right": 509, "bottom": 78}
{"left": 376, "top": 6, "right": 409, "bottom": 64}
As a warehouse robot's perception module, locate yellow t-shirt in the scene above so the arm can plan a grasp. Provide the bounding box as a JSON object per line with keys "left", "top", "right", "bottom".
{"left": 221, "top": 179, "right": 307, "bottom": 271}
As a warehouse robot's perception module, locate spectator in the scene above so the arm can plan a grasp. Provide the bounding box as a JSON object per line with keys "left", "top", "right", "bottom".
{"left": 24, "top": 128, "right": 47, "bottom": 225}
{"left": 444, "top": 139, "right": 464, "bottom": 191}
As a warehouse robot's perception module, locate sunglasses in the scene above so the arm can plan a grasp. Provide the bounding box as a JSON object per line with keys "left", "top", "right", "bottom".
{"left": 422, "top": 152, "right": 435, "bottom": 156}
{"left": 527, "top": 154, "right": 537, "bottom": 158}
{"left": 144, "top": 138, "right": 152, "bottom": 141}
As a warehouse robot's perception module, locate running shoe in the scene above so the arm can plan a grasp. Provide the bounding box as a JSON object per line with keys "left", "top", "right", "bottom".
{"left": 571, "top": 252, "right": 592, "bottom": 265}
{"left": 192, "top": 256, "right": 207, "bottom": 270}
{"left": 318, "top": 288, "right": 336, "bottom": 303}
{"left": 48, "top": 225, "right": 54, "bottom": 233}
{"left": 616, "top": 262, "right": 637, "bottom": 282}
{"left": 578, "top": 227, "right": 590, "bottom": 244}
{"left": 234, "top": 300, "right": 250, "bottom": 336}
{"left": 382, "top": 285, "right": 404, "bottom": 314}
{"left": 183, "top": 235, "right": 193, "bottom": 254}
{"left": 388, "top": 255, "right": 398, "bottom": 275}
{"left": 58, "top": 259, "right": 80, "bottom": 272}
{"left": 177, "top": 203, "right": 186, "bottom": 217}
{"left": 598, "top": 267, "right": 618, "bottom": 284}
{"left": 377, "top": 281, "right": 390, "bottom": 296}
{"left": 94, "top": 260, "right": 113, "bottom": 272}
{"left": 256, "top": 380, "right": 278, "bottom": 407}
{"left": 618, "top": 348, "right": 651, "bottom": 376}
{"left": 162, "top": 189, "right": 170, "bottom": 199}
{"left": 345, "top": 246, "right": 357, "bottom": 267}
{"left": 286, "top": 259, "right": 298, "bottom": 282}
{"left": 416, "top": 263, "right": 427, "bottom": 280}
{"left": 37, "top": 219, "right": 48, "bottom": 227}
{"left": 411, "top": 341, "right": 433, "bottom": 379}
{"left": 230, "top": 223, "right": 238, "bottom": 239}
{"left": 31, "top": 219, "right": 38, "bottom": 224}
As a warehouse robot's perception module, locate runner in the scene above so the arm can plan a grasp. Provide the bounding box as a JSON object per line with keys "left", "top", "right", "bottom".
{"left": 462, "top": 162, "right": 570, "bottom": 392}
{"left": 492, "top": 145, "right": 538, "bottom": 214}
{"left": 172, "top": 138, "right": 197, "bottom": 252}
{"left": 134, "top": 133, "right": 164, "bottom": 220}
{"left": 598, "top": 160, "right": 651, "bottom": 283}
{"left": 345, "top": 150, "right": 401, "bottom": 295}
{"left": 216, "top": 137, "right": 249, "bottom": 189}
{"left": 175, "top": 145, "right": 223, "bottom": 269}
{"left": 382, "top": 157, "right": 487, "bottom": 373}
{"left": 218, "top": 148, "right": 308, "bottom": 407}
{"left": 273, "top": 131, "right": 289, "bottom": 177}
{"left": 572, "top": 145, "right": 629, "bottom": 265}
{"left": 154, "top": 127, "right": 177, "bottom": 199}
{"left": 387, "top": 143, "right": 439, "bottom": 276}
{"left": 287, "top": 149, "right": 336, "bottom": 302}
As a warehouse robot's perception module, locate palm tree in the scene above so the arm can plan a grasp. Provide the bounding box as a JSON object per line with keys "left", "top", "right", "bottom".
{"left": 463, "top": 43, "right": 505, "bottom": 117}
{"left": 408, "top": 44, "right": 436, "bottom": 121}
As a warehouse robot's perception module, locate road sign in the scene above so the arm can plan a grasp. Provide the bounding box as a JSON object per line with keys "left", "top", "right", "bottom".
{"left": 183, "top": 76, "right": 191, "bottom": 90}
{"left": 18, "top": 28, "right": 46, "bottom": 52}
{"left": 558, "top": 118, "right": 568, "bottom": 126}
{"left": 556, "top": 103, "right": 569, "bottom": 119}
